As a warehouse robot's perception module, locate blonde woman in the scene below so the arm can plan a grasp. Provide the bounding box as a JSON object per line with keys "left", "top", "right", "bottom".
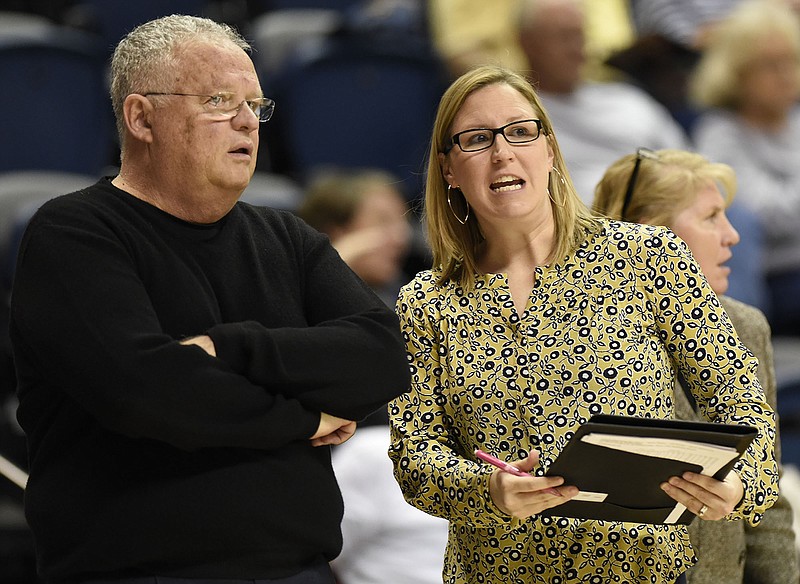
{"left": 594, "top": 147, "right": 799, "bottom": 583}
{"left": 388, "top": 65, "right": 778, "bottom": 583}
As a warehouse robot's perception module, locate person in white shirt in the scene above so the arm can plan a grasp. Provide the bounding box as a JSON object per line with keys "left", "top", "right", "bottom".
{"left": 330, "top": 425, "right": 449, "bottom": 583}
{"left": 517, "top": 0, "right": 689, "bottom": 205}
{"left": 690, "top": 0, "right": 800, "bottom": 335}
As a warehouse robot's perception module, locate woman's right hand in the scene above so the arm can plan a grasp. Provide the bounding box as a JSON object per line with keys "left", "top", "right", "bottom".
{"left": 488, "top": 451, "right": 579, "bottom": 519}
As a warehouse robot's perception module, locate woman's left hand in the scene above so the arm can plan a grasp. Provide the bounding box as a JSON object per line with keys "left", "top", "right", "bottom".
{"left": 661, "top": 469, "right": 744, "bottom": 520}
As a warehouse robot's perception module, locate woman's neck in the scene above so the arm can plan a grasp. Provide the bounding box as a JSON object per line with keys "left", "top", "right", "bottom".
{"left": 479, "top": 217, "right": 555, "bottom": 274}
{"left": 479, "top": 225, "right": 555, "bottom": 315}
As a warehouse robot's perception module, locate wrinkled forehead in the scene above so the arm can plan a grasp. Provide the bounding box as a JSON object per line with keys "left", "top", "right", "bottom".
{"left": 172, "top": 40, "right": 259, "bottom": 91}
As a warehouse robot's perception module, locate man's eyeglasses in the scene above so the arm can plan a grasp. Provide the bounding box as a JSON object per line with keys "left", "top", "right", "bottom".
{"left": 445, "top": 119, "right": 543, "bottom": 153}
{"left": 143, "top": 92, "right": 276, "bottom": 122}
{"left": 621, "top": 147, "right": 660, "bottom": 219}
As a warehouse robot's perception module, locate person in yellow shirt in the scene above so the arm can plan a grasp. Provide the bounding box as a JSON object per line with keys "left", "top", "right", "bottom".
{"left": 428, "top": 0, "right": 634, "bottom": 80}
{"left": 388, "top": 64, "right": 778, "bottom": 583}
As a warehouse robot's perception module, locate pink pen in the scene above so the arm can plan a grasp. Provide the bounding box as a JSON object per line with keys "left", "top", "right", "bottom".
{"left": 474, "top": 449, "right": 561, "bottom": 496}
{"left": 475, "top": 449, "right": 529, "bottom": 477}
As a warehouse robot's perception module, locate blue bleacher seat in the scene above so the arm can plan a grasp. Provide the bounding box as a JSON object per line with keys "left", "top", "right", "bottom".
{"left": 71, "top": 0, "right": 209, "bottom": 52}
{"left": 0, "top": 171, "right": 98, "bottom": 297}
{"left": 250, "top": 0, "right": 363, "bottom": 13}
{"left": 0, "top": 25, "right": 114, "bottom": 176}
{"left": 775, "top": 336, "right": 800, "bottom": 468}
{"left": 264, "top": 35, "right": 447, "bottom": 201}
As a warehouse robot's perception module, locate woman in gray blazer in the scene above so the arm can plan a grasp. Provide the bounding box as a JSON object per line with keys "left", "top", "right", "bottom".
{"left": 594, "top": 148, "right": 799, "bottom": 584}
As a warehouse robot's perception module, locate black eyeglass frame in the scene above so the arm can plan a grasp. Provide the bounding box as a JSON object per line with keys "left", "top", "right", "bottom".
{"left": 621, "top": 147, "right": 660, "bottom": 219}
{"left": 142, "top": 92, "right": 276, "bottom": 122}
{"left": 444, "top": 119, "right": 544, "bottom": 154}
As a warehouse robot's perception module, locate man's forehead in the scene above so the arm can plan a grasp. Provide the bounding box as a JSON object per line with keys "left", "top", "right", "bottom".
{"left": 173, "top": 41, "right": 258, "bottom": 86}
{"left": 175, "top": 39, "right": 249, "bottom": 64}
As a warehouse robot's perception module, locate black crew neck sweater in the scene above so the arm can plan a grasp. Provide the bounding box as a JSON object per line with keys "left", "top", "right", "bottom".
{"left": 10, "top": 178, "right": 410, "bottom": 582}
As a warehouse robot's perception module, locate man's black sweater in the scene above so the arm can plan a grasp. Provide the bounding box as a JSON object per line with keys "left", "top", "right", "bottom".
{"left": 10, "top": 179, "right": 410, "bottom": 582}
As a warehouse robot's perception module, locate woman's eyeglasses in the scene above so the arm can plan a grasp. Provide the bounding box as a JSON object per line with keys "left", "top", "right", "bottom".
{"left": 621, "top": 148, "right": 660, "bottom": 219}
{"left": 444, "top": 119, "right": 543, "bottom": 153}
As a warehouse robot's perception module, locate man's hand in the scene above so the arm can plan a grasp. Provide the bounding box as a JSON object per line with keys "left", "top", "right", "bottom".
{"left": 180, "top": 335, "right": 216, "bottom": 357}
{"left": 311, "top": 413, "right": 356, "bottom": 447}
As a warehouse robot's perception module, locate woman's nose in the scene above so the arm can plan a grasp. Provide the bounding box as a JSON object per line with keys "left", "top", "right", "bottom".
{"left": 722, "top": 212, "right": 740, "bottom": 247}
{"left": 490, "top": 134, "right": 514, "bottom": 161}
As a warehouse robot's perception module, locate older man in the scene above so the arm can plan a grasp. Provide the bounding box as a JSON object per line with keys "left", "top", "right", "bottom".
{"left": 517, "top": 0, "right": 689, "bottom": 204}
{"left": 10, "top": 15, "right": 409, "bottom": 584}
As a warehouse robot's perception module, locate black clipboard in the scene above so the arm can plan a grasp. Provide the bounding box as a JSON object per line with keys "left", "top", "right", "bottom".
{"left": 540, "top": 415, "right": 757, "bottom": 524}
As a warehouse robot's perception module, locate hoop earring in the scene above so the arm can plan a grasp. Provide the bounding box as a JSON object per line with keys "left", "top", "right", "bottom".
{"left": 447, "top": 185, "right": 470, "bottom": 224}
{"left": 548, "top": 167, "right": 566, "bottom": 208}
{"left": 551, "top": 166, "right": 567, "bottom": 187}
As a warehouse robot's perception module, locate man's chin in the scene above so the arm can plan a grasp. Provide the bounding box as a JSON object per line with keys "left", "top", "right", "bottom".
{"left": 219, "top": 172, "right": 253, "bottom": 195}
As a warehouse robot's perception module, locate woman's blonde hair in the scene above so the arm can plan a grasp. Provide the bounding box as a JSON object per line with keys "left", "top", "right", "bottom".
{"left": 689, "top": 0, "right": 800, "bottom": 109}
{"left": 425, "top": 65, "right": 596, "bottom": 290}
{"left": 592, "top": 149, "right": 737, "bottom": 226}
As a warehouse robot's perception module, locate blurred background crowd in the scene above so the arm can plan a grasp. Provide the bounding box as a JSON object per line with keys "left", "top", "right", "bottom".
{"left": 1, "top": 1, "right": 800, "bottom": 582}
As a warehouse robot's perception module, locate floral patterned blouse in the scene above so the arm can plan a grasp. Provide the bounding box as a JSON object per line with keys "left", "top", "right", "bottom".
{"left": 389, "top": 220, "right": 778, "bottom": 583}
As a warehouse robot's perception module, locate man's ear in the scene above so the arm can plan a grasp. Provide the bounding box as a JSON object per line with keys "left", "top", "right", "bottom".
{"left": 122, "top": 94, "right": 155, "bottom": 143}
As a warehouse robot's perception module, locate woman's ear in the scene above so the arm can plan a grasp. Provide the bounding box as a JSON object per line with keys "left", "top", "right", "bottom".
{"left": 122, "top": 94, "right": 156, "bottom": 143}
{"left": 546, "top": 135, "right": 555, "bottom": 168}
{"left": 439, "top": 152, "right": 455, "bottom": 186}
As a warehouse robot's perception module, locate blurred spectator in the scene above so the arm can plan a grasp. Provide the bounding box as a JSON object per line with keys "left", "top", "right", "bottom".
{"left": 517, "top": 0, "right": 688, "bottom": 203}
{"left": 297, "top": 169, "right": 414, "bottom": 307}
{"left": 621, "top": 0, "right": 748, "bottom": 124}
{"left": 604, "top": 32, "right": 701, "bottom": 132}
{"left": 329, "top": 424, "right": 449, "bottom": 583}
{"left": 690, "top": 0, "right": 800, "bottom": 335}
{"left": 610, "top": 0, "right": 800, "bottom": 132}
{"left": 593, "top": 148, "right": 800, "bottom": 583}
{"left": 428, "top": 0, "right": 634, "bottom": 81}
{"left": 629, "top": 0, "right": 800, "bottom": 50}
{"left": 298, "top": 169, "right": 447, "bottom": 583}
{"left": 428, "top": 0, "right": 527, "bottom": 78}
{"left": 630, "top": 0, "right": 744, "bottom": 50}
{"left": 1, "top": 0, "right": 76, "bottom": 22}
